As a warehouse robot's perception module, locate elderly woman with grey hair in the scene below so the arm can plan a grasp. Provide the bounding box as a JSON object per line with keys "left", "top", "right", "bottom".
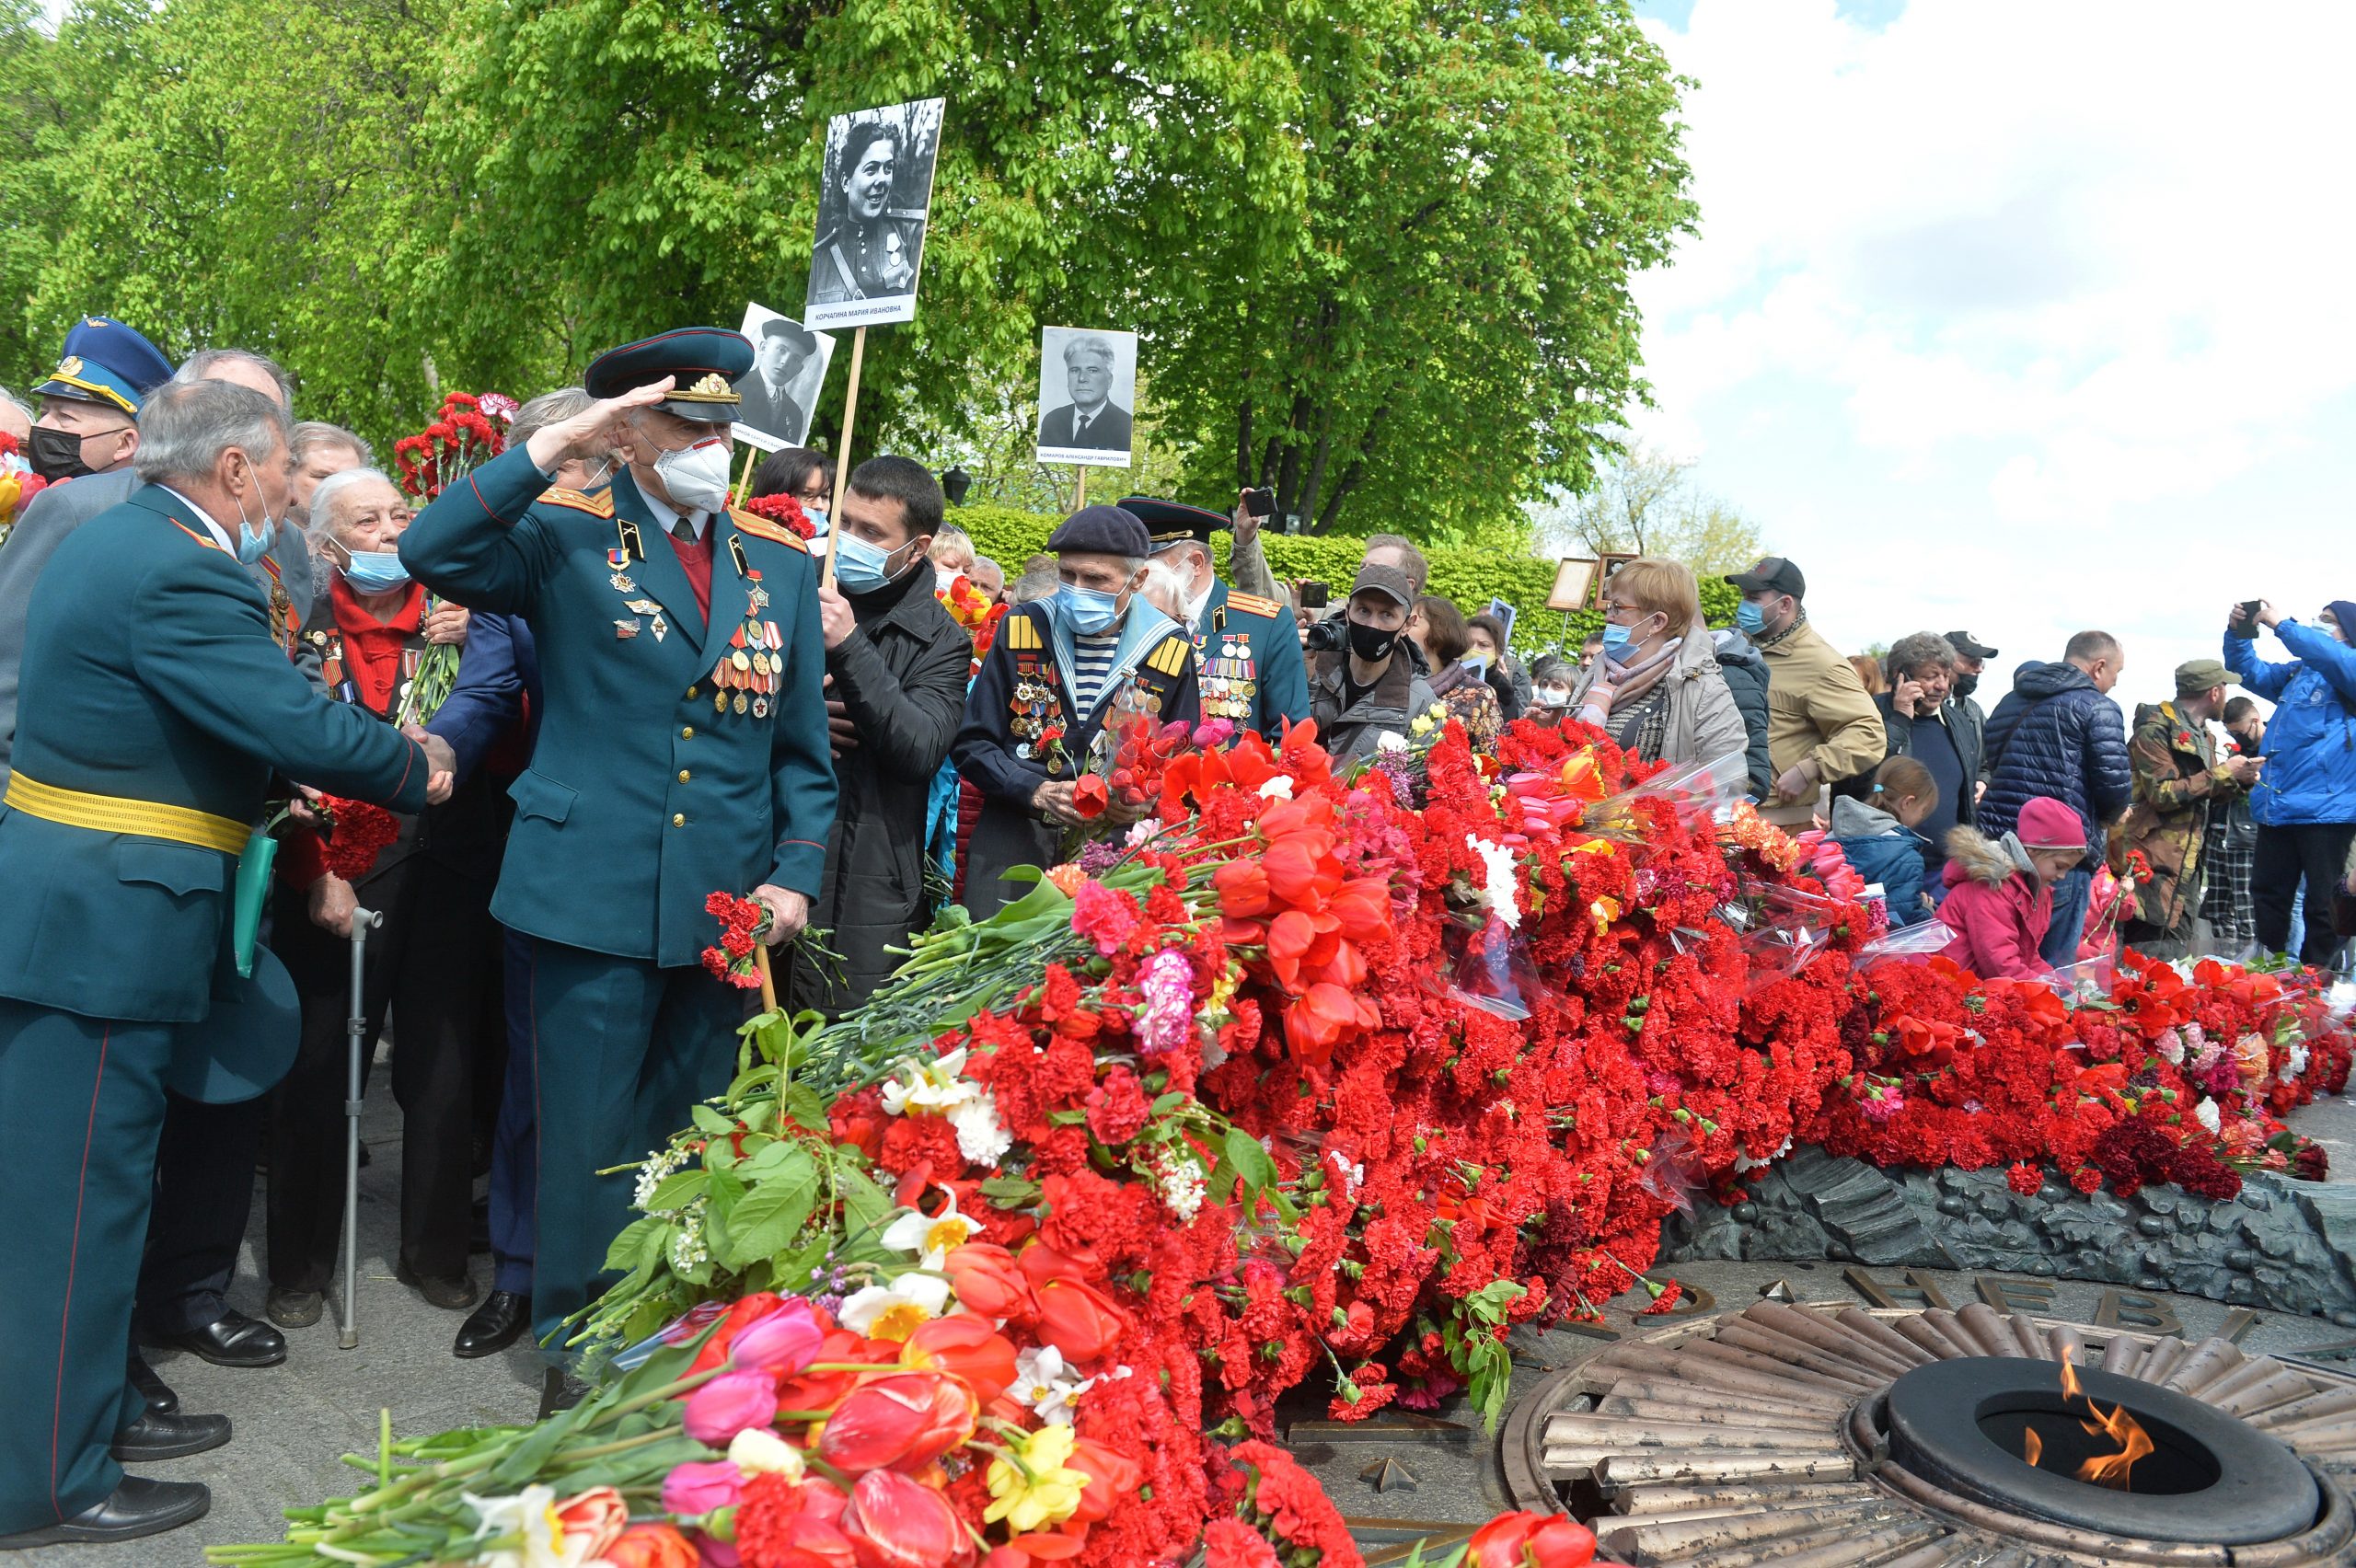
{"left": 263, "top": 466, "right": 500, "bottom": 1326}
{"left": 1870, "top": 629, "right": 1981, "bottom": 881}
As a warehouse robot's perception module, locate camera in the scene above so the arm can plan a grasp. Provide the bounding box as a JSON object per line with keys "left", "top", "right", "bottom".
{"left": 1303, "top": 616, "right": 1345, "bottom": 654}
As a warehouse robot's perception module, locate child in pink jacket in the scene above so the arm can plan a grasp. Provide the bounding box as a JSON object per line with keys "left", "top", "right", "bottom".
{"left": 1936, "top": 796, "right": 2087, "bottom": 979}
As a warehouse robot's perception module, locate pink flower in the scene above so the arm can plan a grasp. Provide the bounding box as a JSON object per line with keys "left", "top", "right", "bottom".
{"left": 662, "top": 1459, "right": 745, "bottom": 1516}
{"left": 1069, "top": 881, "right": 1140, "bottom": 956}
{"left": 683, "top": 1370, "right": 779, "bottom": 1446}
{"left": 732, "top": 1300, "right": 826, "bottom": 1379}
{"left": 1137, "top": 948, "right": 1194, "bottom": 1056}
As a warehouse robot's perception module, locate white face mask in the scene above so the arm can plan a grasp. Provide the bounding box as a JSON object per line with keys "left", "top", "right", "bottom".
{"left": 649, "top": 435, "right": 733, "bottom": 513}
{"left": 1536, "top": 686, "right": 1571, "bottom": 709}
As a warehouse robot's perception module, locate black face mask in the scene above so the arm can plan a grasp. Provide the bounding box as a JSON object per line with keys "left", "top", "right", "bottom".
{"left": 1346, "top": 618, "right": 1401, "bottom": 663}
{"left": 28, "top": 424, "right": 99, "bottom": 483}
{"left": 1950, "top": 672, "right": 1979, "bottom": 699}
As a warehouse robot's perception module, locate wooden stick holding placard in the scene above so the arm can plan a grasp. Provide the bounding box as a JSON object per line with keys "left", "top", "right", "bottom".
{"left": 1074, "top": 467, "right": 1088, "bottom": 510}
{"left": 820, "top": 325, "right": 869, "bottom": 592}
{"left": 733, "top": 442, "right": 758, "bottom": 510}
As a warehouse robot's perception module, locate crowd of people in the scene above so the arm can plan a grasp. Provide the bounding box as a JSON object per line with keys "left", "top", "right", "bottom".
{"left": 0, "top": 312, "right": 2349, "bottom": 1548}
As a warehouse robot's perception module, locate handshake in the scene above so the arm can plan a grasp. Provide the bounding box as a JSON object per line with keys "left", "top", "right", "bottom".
{"left": 402, "top": 723, "right": 458, "bottom": 805}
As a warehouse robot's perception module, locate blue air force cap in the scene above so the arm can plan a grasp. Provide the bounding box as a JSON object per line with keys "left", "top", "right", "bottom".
{"left": 35, "top": 317, "right": 175, "bottom": 416}
{"left": 583, "top": 328, "right": 756, "bottom": 425}
{"left": 1046, "top": 504, "right": 1152, "bottom": 559}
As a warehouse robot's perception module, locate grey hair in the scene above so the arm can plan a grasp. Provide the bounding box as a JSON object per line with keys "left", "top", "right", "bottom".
{"left": 1887, "top": 631, "right": 1958, "bottom": 680}
{"left": 132, "top": 380, "right": 290, "bottom": 485}
{"left": 291, "top": 419, "right": 371, "bottom": 467}
{"left": 0, "top": 388, "right": 31, "bottom": 423}
{"left": 310, "top": 467, "right": 401, "bottom": 542}
{"left": 510, "top": 386, "right": 595, "bottom": 449}
{"left": 973, "top": 554, "right": 1000, "bottom": 576}
{"left": 1010, "top": 567, "right": 1060, "bottom": 605}
{"left": 170, "top": 348, "right": 294, "bottom": 409}
{"left": 1061, "top": 334, "right": 1116, "bottom": 369}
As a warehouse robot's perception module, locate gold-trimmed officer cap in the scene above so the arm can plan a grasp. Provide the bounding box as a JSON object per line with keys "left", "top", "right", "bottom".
{"left": 1120, "top": 495, "right": 1227, "bottom": 553}
{"left": 583, "top": 328, "right": 756, "bottom": 425}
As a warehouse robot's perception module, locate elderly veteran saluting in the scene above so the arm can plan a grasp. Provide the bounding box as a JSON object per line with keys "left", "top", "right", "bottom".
{"left": 0, "top": 379, "right": 448, "bottom": 1549}
{"left": 953, "top": 503, "right": 1199, "bottom": 917}
{"left": 1120, "top": 495, "right": 1308, "bottom": 742}
{"left": 398, "top": 329, "right": 836, "bottom": 1404}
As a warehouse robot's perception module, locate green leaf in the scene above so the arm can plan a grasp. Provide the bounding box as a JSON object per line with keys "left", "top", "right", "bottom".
{"left": 1224, "top": 1128, "right": 1278, "bottom": 1193}
{"left": 690, "top": 1104, "right": 733, "bottom": 1136}
{"left": 977, "top": 1174, "right": 1042, "bottom": 1208}
{"left": 719, "top": 1152, "right": 819, "bottom": 1268}
{"left": 641, "top": 1170, "right": 706, "bottom": 1215}
{"left": 601, "top": 1214, "right": 667, "bottom": 1274}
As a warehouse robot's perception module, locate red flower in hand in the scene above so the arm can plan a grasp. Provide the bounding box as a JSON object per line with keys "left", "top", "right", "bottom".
{"left": 1071, "top": 775, "right": 1109, "bottom": 820}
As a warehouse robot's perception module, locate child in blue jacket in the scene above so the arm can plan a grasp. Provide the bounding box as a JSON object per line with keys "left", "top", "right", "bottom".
{"left": 1832, "top": 755, "right": 1941, "bottom": 926}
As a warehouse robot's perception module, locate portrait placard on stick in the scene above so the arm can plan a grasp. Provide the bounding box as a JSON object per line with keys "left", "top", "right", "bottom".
{"left": 731, "top": 303, "right": 837, "bottom": 453}
{"left": 803, "top": 98, "right": 945, "bottom": 331}
{"left": 1034, "top": 326, "right": 1138, "bottom": 468}
{"left": 1545, "top": 558, "right": 1599, "bottom": 613}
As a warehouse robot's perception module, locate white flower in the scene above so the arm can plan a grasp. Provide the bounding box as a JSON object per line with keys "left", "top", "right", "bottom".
{"left": 1464, "top": 835, "right": 1522, "bottom": 929}
{"left": 1733, "top": 1136, "right": 1794, "bottom": 1174}
{"left": 1256, "top": 776, "right": 1295, "bottom": 801}
{"left": 2155, "top": 1027, "right": 2186, "bottom": 1066}
{"left": 728, "top": 1426, "right": 806, "bottom": 1481}
{"left": 1011, "top": 1345, "right": 1090, "bottom": 1424}
{"left": 630, "top": 1144, "right": 691, "bottom": 1213}
{"left": 948, "top": 1094, "right": 1012, "bottom": 1165}
{"left": 880, "top": 1189, "right": 981, "bottom": 1265}
{"left": 2283, "top": 1043, "right": 2311, "bottom": 1085}
{"left": 838, "top": 1272, "right": 953, "bottom": 1342}
{"left": 464, "top": 1486, "right": 595, "bottom": 1568}
{"left": 1324, "top": 1149, "right": 1364, "bottom": 1200}
{"left": 881, "top": 1047, "right": 976, "bottom": 1117}
{"left": 1155, "top": 1150, "right": 1207, "bottom": 1221}
{"left": 2195, "top": 1098, "right": 2223, "bottom": 1135}
{"left": 1124, "top": 816, "right": 1163, "bottom": 847}
{"left": 1375, "top": 730, "right": 1409, "bottom": 753}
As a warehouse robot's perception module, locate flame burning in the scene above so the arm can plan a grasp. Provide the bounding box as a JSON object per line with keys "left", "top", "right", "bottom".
{"left": 2015, "top": 1361, "right": 2153, "bottom": 1491}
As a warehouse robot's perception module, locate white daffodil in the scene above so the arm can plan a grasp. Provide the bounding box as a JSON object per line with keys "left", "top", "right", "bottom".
{"left": 1256, "top": 775, "right": 1295, "bottom": 801}
{"left": 838, "top": 1272, "right": 953, "bottom": 1343}
{"left": 464, "top": 1487, "right": 594, "bottom": 1568}
{"left": 881, "top": 1047, "right": 976, "bottom": 1117}
{"left": 728, "top": 1425, "right": 807, "bottom": 1481}
{"left": 880, "top": 1189, "right": 982, "bottom": 1265}
{"left": 949, "top": 1093, "right": 1013, "bottom": 1165}
{"left": 1011, "top": 1345, "right": 1090, "bottom": 1424}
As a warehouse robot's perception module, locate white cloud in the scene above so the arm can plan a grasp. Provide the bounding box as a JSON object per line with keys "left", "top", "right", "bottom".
{"left": 1630, "top": 0, "right": 2356, "bottom": 707}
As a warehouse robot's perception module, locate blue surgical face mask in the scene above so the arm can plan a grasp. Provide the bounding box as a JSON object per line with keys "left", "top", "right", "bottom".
{"left": 802, "top": 503, "right": 828, "bottom": 538}
{"left": 1055, "top": 582, "right": 1124, "bottom": 636}
{"left": 1600, "top": 622, "right": 1634, "bottom": 651}
{"left": 832, "top": 531, "right": 910, "bottom": 594}
{"left": 340, "top": 545, "right": 411, "bottom": 594}
{"left": 232, "top": 488, "right": 278, "bottom": 565}
{"left": 1736, "top": 599, "right": 1767, "bottom": 635}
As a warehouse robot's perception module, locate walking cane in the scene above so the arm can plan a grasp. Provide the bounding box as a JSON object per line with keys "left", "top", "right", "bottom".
{"left": 339, "top": 906, "right": 383, "bottom": 1351}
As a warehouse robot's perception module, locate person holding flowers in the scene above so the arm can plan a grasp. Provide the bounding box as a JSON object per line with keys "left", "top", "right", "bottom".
{"left": 262, "top": 467, "right": 500, "bottom": 1324}
{"left": 398, "top": 329, "right": 835, "bottom": 1409}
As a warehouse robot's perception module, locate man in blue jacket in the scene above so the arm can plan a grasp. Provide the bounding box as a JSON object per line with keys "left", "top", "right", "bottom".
{"left": 399, "top": 330, "right": 836, "bottom": 1397}
{"left": 0, "top": 379, "right": 447, "bottom": 1548}
{"left": 1981, "top": 629, "right": 2132, "bottom": 967}
{"left": 2224, "top": 599, "right": 2356, "bottom": 966}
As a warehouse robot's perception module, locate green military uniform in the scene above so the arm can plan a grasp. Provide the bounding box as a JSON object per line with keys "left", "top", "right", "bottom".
{"left": 2114, "top": 691, "right": 2245, "bottom": 955}
{"left": 398, "top": 329, "right": 837, "bottom": 1355}
{"left": 1121, "top": 496, "right": 1310, "bottom": 742}
{"left": 0, "top": 485, "right": 429, "bottom": 1534}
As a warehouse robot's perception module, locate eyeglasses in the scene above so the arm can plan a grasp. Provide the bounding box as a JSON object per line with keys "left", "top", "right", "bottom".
{"left": 793, "top": 488, "right": 830, "bottom": 504}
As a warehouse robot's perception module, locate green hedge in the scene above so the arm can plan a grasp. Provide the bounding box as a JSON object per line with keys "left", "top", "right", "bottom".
{"left": 946, "top": 503, "right": 1738, "bottom": 656}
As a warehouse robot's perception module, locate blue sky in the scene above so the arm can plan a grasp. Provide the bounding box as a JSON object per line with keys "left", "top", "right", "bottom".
{"left": 1618, "top": 0, "right": 2356, "bottom": 712}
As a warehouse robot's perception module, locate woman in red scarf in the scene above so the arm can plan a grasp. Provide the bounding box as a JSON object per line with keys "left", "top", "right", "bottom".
{"left": 262, "top": 469, "right": 502, "bottom": 1325}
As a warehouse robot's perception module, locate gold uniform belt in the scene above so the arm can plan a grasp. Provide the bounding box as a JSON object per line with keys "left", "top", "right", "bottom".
{"left": 5, "top": 773, "right": 250, "bottom": 854}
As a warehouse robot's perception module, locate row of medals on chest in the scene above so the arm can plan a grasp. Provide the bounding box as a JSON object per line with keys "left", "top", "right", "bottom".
{"left": 607, "top": 549, "right": 782, "bottom": 720}
{"left": 1201, "top": 632, "right": 1257, "bottom": 720}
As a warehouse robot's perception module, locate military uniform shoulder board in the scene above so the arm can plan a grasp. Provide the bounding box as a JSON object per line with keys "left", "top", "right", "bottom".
{"left": 727, "top": 506, "right": 810, "bottom": 553}
{"left": 1004, "top": 610, "right": 1045, "bottom": 652}
{"left": 1225, "top": 591, "right": 1287, "bottom": 619}
{"left": 537, "top": 486, "right": 616, "bottom": 518}
{"left": 1146, "top": 635, "right": 1191, "bottom": 677}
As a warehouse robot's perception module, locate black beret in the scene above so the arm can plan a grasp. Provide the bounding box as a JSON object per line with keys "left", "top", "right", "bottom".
{"left": 1045, "top": 504, "right": 1151, "bottom": 559}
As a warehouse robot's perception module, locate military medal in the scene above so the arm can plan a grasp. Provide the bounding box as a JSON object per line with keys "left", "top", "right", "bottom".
{"left": 607, "top": 547, "right": 638, "bottom": 594}
{"left": 616, "top": 618, "right": 641, "bottom": 639}
{"left": 651, "top": 615, "right": 667, "bottom": 643}
{"left": 733, "top": 693, "right": 749, "bottom": 715}
{"left": 752, "top": 696, "right": 768, "bottom": 719}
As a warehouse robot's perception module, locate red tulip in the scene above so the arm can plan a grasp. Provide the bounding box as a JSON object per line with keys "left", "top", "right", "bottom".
{"left": 1262, "top": 833, "right": 1340, "bottom": 910}
{"left": 1068, "top": 1436, "right": 1142, "bottom": 1525}
{"left": 1034, "top": 1277, "right": 1127, "bottom": 1362}
{"left": 900, "top": 1316, "right": 1020, "bottom": 1407}
{"left": 945, "top": 1242, "right": 1037, "bottom": 1322}
{"left": 1265, "top": 908, "right": 1339, "bottom": 991}
{"left": 817, "top": 1372, "right": 977, "bottom": 1474}
{"left": 1211, "top": 860, "right": 1271, "bottom": 918}
{"left": 1467, "top": 1510, "right": 1596, "bottom": 1568}
{"left": 839, "top": 1469, "right": 975, "bottom": 1568}
{"left": 1017, "top": 1243, "right": 1103, "bottom": 1291}
{"left": 552, "top": 1486, "right": 627, "bottom": 1558}
{"left": 603, "top": 1522, "right": 699, "bottom": 1568}
{"left": 1284, "top": 984, "right": 1379, "bottom": 1067}
{"left": 776, "top": 1330, "right": 898, "bottom": 1414}
{"left": 1071, "top": 776, "right": 1109, "bottom": 821}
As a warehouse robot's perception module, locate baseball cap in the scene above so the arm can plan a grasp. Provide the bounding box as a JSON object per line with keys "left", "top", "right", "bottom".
{"left": 1945, "top": 630, "right": 2000, "bottom": 661}
{"left": 1726, "top": 557, "right": 1806, "bottom": 599}
{"left": 1350, "top": 561, "right": 1415, "bottom": 609}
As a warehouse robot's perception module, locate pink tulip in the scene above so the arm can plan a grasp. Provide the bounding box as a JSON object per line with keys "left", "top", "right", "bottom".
{"left": 731, "top": 1299, "right": 826, "bottom": 1379}
{"left": 660, "top": 1459, "right": 745, "bottom": 1516}
{"left": 684, "top": 1370, "right": 780, "bottom": 1446}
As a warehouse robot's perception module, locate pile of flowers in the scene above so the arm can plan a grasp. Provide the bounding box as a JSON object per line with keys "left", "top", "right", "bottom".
{"left": 735, "top": 491, "right": 817, "bottom": 541}
{"left": 224, "top": 713, "right": 2350, "bottom": 1568}
{"left": 0, "top": 431, "right": 47, "bottom": 546}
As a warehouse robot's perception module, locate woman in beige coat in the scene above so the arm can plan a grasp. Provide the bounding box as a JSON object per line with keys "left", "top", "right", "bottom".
{"left": 1569, "top": 558, "right": 1749, "bottom": 771}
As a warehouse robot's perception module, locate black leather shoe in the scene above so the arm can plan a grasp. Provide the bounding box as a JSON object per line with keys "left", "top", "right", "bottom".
{"left": 0, "top": 1476, "right": 209, "bottom": 1549}
{"left": 111, "top": 1409, "right": 231, "bottom": 1462}
{"left": 454, "top": 1289, "right": 529, "bottom": 1359}
{"left": 158, "top": 1309, "right": 286, "bottom": 1368}
{"left": 266, "top": 1286, "right": 323, "bottom": 1329}
{"left": 537, "top": 1366, "right": 588, "bottom": 1420}
{"left": 398, "top": 1262, "right": 479, "bottom": 1311}
{"left": 126, "top": 1355, "right": 178, "bottom": 1416}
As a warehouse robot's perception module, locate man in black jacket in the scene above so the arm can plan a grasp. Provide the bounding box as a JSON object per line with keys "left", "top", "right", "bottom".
{"left": 783, "top": 456, "right": 972, "bottom": 1013}
{"left": 1981, "top": 629, "right": 2132, "bottom": 967}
